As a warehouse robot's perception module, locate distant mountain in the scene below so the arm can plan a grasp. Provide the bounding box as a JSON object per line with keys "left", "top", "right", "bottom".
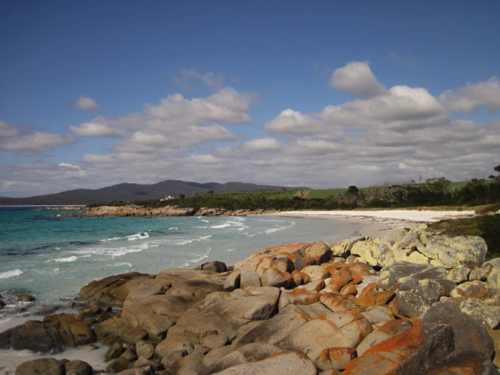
{"left": 0, "top": 180, "right": 301, "bottom": 205}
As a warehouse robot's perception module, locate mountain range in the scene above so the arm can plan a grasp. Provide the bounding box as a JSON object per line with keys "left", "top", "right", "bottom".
{"left": 0, "top": 180, "right": 299, "bottom": 205}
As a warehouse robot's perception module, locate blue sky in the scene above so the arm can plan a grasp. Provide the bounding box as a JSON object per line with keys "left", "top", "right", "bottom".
{"left": 1, "top": 1, "right": 500, "bottom": 196}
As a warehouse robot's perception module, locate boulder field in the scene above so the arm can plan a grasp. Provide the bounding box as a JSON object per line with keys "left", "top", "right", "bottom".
{"left": 2, "top": 225, "right": 500, "bottom": 374}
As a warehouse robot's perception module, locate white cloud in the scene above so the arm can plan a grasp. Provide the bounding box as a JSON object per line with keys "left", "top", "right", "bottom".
{"left": 70, "top": 117, "right": 125, "bottom": 137}
{"left": 265, "top": 109, "right": 323, "bottom": 134}
{"left": 0, "top": 122, "right": 74, "bottom": 156}
{"left": 75, "top": 95, "right": 100, "bottom": 110}
{"left": 242, "top": 138, "right": 282, "bottom": 152}
{"left": 439, "top": 76, "right": 500, "bottom": 113}
{"left": 0, "top": 121, "right": 19, "bottom": 137}
{"left": 329, "top": 61, "right": 387, "bottom": 98}
{"left": 322, "top": 85, "right": 446, "bottom": 131}
{"left": 2, "top": 67, "right": 500, "bottom": 197}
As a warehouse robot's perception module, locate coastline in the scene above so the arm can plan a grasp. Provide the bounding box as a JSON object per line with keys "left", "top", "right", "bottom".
{"left": 271, "top": 209, "right": 475, "bottom": 238}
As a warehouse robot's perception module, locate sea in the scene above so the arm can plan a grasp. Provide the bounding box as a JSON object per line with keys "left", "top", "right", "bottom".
{"left": 0, "top": 206, "right": 363, "bottom": 373}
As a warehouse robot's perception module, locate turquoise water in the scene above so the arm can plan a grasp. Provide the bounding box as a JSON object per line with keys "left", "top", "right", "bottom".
{"left": 0, "top": 206, "right": 363, "bottom": 371}
{"left": 0, "top": 206, "right": 363, "bottom": 308}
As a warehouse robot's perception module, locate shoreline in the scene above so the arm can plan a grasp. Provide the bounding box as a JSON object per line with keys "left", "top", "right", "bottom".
{"left": 271, "top": 209, "right": 475, "bottom": 239}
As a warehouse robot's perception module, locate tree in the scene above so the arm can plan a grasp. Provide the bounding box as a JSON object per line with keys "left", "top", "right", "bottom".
{"left": 489, "top": 165, "right": 500, "bottom": 182}
{"left": 347, "top": 185, "right": 359, "bottom": 196}
{"left": 179, "top": 194, "right": 185, "bottom": 200}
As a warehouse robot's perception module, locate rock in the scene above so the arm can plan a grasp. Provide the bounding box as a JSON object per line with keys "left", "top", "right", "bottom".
{"left": 487, "top": 260, "right": 500, "bottom": 289}
{"left": 378, "top": 262, "right": 446, "bottom": 290}
{"left": 80, "top": 272, "right": 147, "bottom": 305}
{"left": 353, "top": 284, "right": 394, "bottom": 308}
{"left": 64, "top": 360, "right": 93, "bottom": 375}
{"left": 197, "top": 261, "right": 227, "bottom": 273}
{"left": 451, "top": 280, "right": 500, "bottom": 305}
{"left": 202, "top": 332, "right": 228, "bottom": 349}
{"left": 156, "top": 335, "right": 194, "bottom": 359}
{"left": 271, "top": 257, "right": 294, "bottom": 273}
{"left": 136, "top": 340, "right": 155, "bottom": 359}
{"left": 120, "top": 327, "right": 149, "bottom": 344}
{"left": 447, "top": 266, "right": 470, "bottom": 283}
{"left": 240, "top": 270, "right": 262, "bottom": 288}
{"left": 202, "top": 343, "right": 282, "bottom": 374}
{"left": 423, "top": 300, "right": 495, "bottom": 357}
{"left": 426, "top": 350, "right": 498, "bottom": 375}
{"left": 317, "top": 347, "right": 356, "bottom": 371}
{"left": 234, "top": 309, "right": 308, "bottom": 346}
{"left": 17, "top": 294, "right": 35, "bottom": 302}
{"left": 207, "top": 350, "right": 317, "bottom": 375}
{"left": 319, "top": 294, "right": 358, "bottom": 312}
{"left": 160, "top": 349, "right": 188, "bottom": 367}
{"left": 303, "top": 242, "right": 332, "bottom": 264}
{"left": 0, "top": 314, "right": 95, "bottom": 353}
{"left": 276, "top": 311, "right": 372, "bottom": 366}
{"left": 15, "top": 358, "right": 64, "bottom": 375}
{"left": 344, "top": 323, "right": 455, "bottom": 375}
{"left": 261, "top": 267, "right": 291, "bottom": 288}
{"left": 460, "top": 298, "right": 500, "bottom": 329}
{"left": 223, "top": 271, "right": 241, "bottom": 292}
{"left": 106, "top": 341, "right": 124, "bottom": 360}
{"left": 326, "top": 268, "right": 353, "bottom": 293}
{"left": 167, "top": 287, "right": 280, "bottom": 344}
{"left": 120, "top": 347, "right": 138, "bottom": 362}
{"left": 278, "top": 289, "right": 320, "bottom": 311}
{"left": 161, "top": 349, "right": 205, "bottom": 375}
{"left": 106, "top": 357, "right": 130, "bottom": 373}
{"left": 34, "top": 305, "right": 61, "bottom": 316}
{"left": 301, "top": 265, "right": 329, "bottom": 281}
{"left": 396, "top": 278, "right": 441, "bottom": 318}
{"left": 356, "top": 319, "right": 416, "bottom": 356}
{"left": 95, "top": 317, "right": 129, "bottom": 346}
{"left": 360, "top": 306, "right": 394, "bottom": 325}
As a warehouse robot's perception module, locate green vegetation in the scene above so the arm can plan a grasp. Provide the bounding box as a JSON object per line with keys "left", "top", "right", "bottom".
{"left": 428, "top": 213, "right": 500, "bottom": 260}
{"left": 89, "top": 165, "right": 500, "bottom": 217}
{"left": 307, "top": 188, "right": 346, "bottom": 199}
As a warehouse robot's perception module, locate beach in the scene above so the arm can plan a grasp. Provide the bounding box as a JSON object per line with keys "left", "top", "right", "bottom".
{"left": 272, "top": 209, "right": 476, "bottom": 238}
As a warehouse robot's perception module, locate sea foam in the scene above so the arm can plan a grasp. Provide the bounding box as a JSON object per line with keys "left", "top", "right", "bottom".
{"left": 0, "top": 269, "right": 23, "bottom": 279}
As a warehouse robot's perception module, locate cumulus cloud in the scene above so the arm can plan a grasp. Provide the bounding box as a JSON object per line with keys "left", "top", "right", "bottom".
{"left": 329, "top": 61, "right": 387, "bottom": 98}
{"left": 322, "top": 85, "right": 446, "bottom": 131}
{"left": 0, "top": 121, "right": 74, "bottom": 156}
{"left": 70, "top": 117, "right": 125, "bottom": 137}
{"left": 75, "top": 95, "right": 100, "bottom": 110}
{"left": 439, "top": 76, "right": 500, "bottom": 113}
{"left": 265, "top": 109, "right": 324, "bottom": 134}
{"left": 0, "top": 121, "right": 19, "bottom": 137}
{"left": 3, "top": 63, "right": 500, "bottom": 197}
{"left": 242, "top": 138, "right": 282, "bottom": 152}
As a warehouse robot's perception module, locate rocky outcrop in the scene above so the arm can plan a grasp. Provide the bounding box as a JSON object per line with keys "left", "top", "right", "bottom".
{"left": 63, "top": 205, "right": 275, "bottom": 218}
{"left": 4, "top": 225, "right": 500, "bottom": 373}
{"left": 0, "top": 314, "right": 95, "bottom": 353}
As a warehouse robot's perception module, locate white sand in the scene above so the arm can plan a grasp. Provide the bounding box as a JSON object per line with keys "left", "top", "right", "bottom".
{"left": 274, "top": 210, "right": 475, "bottom": 222}
{"left": 271, "top": 210, "right": 476, "bottom": 239}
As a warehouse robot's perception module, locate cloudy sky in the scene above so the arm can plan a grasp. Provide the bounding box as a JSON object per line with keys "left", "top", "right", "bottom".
{"left": 1, "top": 1, "right": 500, "bottom": 197}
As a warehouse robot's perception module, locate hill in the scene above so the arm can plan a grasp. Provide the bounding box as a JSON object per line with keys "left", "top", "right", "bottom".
{"left": 0, "top": 180, "right": 300, "bottom": 205}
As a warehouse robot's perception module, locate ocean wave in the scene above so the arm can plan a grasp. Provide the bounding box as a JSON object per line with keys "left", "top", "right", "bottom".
{"left": 127, "top": 232, "right": 150, "bottom": 241}
{"left": 187, "top": 247, "right": 212, "bottom": 264}
{"left": 170, "top": 235, "right": 212, "bottom": 246}
{"left": 49, "top": 256, "right": 79, "bottom": 263}
{"left": 112, "top": 262, "right": 133, "bottom": 268}
{"left": 210, "top": 218, "right": 248, "bottom": 230}
{"left": 100, "top": 231, "right": 150, "bottom": 242}
{"left": 0, "top": 269, "right": 23, "bottom": 279}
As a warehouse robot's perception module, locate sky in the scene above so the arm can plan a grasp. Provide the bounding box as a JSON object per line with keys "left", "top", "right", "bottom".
{"left": 1, "top": 1, "right": 500, "bottom": 197}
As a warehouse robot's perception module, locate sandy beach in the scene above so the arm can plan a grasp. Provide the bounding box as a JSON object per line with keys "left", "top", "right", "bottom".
{"left": 272, "top": 210, "right": 476, "bottom": 239}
